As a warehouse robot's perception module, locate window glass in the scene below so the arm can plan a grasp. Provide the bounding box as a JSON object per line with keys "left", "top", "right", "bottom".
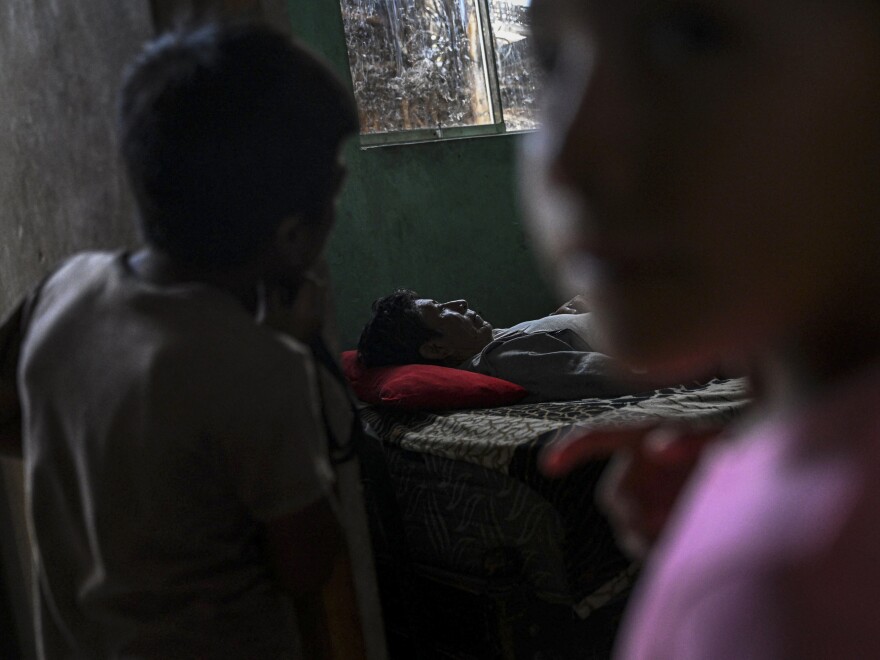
{"left": 489, "top": 0, "right": 540, "bottom": 131}
{"left": 340, "top": 0, "right": 495, "bottom": 134}
{"left": 339, "top": 0, "right": 541, "bottom": 138}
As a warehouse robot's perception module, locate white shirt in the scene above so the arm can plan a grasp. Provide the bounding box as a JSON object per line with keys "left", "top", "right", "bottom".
{"left": 20, "top": 252, "right": 331, "bottom": 658}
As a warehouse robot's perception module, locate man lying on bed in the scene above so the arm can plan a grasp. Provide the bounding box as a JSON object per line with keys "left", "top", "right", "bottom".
{"left": 356, "top": 289, "right": 677, "bottom": 403}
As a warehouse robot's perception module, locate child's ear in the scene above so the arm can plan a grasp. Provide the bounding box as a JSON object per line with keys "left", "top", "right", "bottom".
{"left": 418, "top": 340, "right": 452, "bottom": 362}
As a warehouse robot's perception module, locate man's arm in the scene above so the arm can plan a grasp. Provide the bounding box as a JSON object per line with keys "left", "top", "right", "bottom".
{"left": 551, "top": 294, "right": 591, "bottom": 315}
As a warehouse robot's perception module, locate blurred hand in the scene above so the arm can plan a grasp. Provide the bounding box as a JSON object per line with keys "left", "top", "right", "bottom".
{"left": 261, "top": 270, "right": 327, "bottom": 344}
{"left": 540, "top": 423, "right": 723, "bottom": 558}
{"left": 552, "top": 294, "right": 591, "bottom": 315}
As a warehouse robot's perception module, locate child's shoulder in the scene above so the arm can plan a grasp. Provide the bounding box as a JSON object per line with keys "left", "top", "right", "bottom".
{"left": 46, "top": 250, "right": 121, "bottom": 285}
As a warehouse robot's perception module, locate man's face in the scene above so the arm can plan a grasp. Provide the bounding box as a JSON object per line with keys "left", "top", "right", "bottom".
{"left": 415, "top": 298, "right": 494, "bottom": 363}
{"left": 522, "top": 0, "right": 880, "bottom": 378}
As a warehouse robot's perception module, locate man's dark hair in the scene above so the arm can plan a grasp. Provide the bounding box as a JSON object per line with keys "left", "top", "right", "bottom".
{"left": 119, "top": 21, "right": 358, "bottom": 269}
{"left": 357, "top": 289, "right": 442, "bottom": 367}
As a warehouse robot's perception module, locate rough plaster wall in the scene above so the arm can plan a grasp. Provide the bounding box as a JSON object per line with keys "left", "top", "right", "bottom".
{"left": 0, "top": 3, "right": 154, "bottom": 656}
{"left": 0, "top": 2, "right": 150, "bottom": 312}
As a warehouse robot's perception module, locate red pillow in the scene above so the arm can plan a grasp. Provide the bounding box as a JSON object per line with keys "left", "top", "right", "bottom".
{"left": 340, "top": 351, "right": 528, "bottom": 410}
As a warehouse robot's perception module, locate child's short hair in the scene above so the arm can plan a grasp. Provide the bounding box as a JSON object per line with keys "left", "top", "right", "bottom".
{"left": 119, "top": 21, "right": 358, "bottom": 269}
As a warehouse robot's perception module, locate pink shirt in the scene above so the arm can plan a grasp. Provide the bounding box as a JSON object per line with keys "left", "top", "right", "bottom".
{"left": 616, "top": 363, "right": 880, "bottom": 659}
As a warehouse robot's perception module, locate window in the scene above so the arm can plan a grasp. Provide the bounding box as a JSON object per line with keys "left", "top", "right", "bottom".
{"left": 339, "top": 0, "right": 540, "bottom": 144}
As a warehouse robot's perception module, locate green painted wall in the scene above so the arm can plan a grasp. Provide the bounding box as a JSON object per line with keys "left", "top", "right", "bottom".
{"left": 287, "top": 1, "right": 556, "bottom": 349}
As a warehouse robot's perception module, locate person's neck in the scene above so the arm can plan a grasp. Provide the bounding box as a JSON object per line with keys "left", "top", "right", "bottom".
{"left": 127, "top": 247, "right": 261, "bottom": 315}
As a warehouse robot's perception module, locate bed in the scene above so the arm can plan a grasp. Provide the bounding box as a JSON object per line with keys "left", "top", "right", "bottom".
{"left": 353, "top": 376, "right": 750, "bottom": 659}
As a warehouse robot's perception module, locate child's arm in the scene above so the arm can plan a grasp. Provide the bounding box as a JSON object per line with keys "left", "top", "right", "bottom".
{"left": 265, "top": 497, "right": 343, "bottom": 595}
{"left": 265, "top": 498, "right": 366, "bottom": 659}
{"left": 0, "top": 295, "right": 30, "bottom": 460}
{"left": 260, "top": 261, "right": 330, "bottom": 346}
{"left": 290, "top": 551, "right": 366, "bottom": 660}
{"left": 552, "top": 294, "right": 592, "bottom": 315}
{"left": 0, "top": 385, "right": 21, "bottom": 459}
{"left": 261, "top": 267, "right": 367, "bottom": 657}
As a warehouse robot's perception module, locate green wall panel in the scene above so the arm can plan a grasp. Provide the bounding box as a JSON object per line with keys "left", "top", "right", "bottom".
{"left": 288, "top": 1, "right": 556, "bottom": 348}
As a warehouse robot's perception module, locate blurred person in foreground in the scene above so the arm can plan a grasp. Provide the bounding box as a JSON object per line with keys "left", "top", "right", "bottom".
{"left": 522, "top": 0, "right": 880, "bottom": 657}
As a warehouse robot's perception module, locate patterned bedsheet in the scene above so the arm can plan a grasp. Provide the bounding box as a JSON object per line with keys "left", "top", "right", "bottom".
{"left": 362, "top": 377, "right": 749, "bottom": 472}
{"left": 360, "top": 378, "right": 750, "bottom": 618}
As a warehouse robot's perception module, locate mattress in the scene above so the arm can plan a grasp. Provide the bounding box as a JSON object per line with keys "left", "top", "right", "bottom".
{"left": 360, "top": 377, "right": 750, "bottom": 619}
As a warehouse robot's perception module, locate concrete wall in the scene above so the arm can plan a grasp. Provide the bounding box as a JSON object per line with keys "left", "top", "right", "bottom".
{"left": 0, "top": 4, "right": 154, "bottom": 656}
{"left": 0, "top": 3, "right": 147, "bottom": 313}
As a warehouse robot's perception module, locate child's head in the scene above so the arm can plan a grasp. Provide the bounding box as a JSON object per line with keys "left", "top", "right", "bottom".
{"left": 522, "top": 0, "right": 880, "bottom": 379}
{"left": 119, "top": 21, "right": 358, "bottom": 272}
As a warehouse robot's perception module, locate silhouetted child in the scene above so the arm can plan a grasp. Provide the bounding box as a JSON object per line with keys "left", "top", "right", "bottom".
{"left": 0, "top": 20, "right": 357, "bottom": 658}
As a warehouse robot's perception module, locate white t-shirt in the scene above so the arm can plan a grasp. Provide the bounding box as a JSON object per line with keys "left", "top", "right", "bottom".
{"left": 19, "top": 252, "right": 332, "bottom": 658}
